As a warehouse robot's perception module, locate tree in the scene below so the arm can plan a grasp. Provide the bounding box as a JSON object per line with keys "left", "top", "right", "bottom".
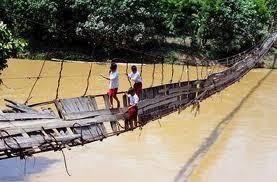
{"left": 76, "top": 0, "right": 165, "bottom": 47}
{"left": 160, "top": 0, "right": 204, "bottom": 46}
{"left": 199, "top": 0, "right": 271, "bottom": 58}
{"left": 0, "top": 21, "right": 27, "bottom": 71}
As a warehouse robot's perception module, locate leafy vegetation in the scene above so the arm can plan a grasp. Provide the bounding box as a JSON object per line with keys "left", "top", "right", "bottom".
{"left": 0, "top": 0, "right": 275, "bottom": 61}
{"left": 0, "top": 21, "right": 27, "bottom": 71}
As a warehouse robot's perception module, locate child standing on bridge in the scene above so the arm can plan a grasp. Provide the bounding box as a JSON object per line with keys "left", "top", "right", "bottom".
{"left": 127, "top": 65, "right": 142, "bottom": 98}
{"left": 126, "top": 87, "right": 139, "bottom": 130}
{"left": 101, "top": 63, "right": 120, "bottom": 109}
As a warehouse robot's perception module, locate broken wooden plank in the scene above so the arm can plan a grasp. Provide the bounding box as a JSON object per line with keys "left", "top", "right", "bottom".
{"left": 0, "top": 112, "right": 55, "bottom": 121}
{"left": 0, "top": 134, "right": 81, "bottom": 151}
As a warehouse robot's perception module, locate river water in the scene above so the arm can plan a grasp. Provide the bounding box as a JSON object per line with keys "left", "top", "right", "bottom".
{"left": 0, "top": 59, "right": 276, "bottom": 182}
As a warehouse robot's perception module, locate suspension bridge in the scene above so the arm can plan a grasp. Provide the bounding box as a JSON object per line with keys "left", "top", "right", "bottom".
{"left": 0, "top": 32, "right": 275, "bottom": 165}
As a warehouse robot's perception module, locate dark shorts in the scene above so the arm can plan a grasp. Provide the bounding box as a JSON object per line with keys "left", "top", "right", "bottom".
{"left": 108, "top": 88, "right": 118, "bottom": 97}
{"left": 134, "top": 82, "right": 142, "bottom": 97}
{"left": 128, "top": 106, "right": 138, "bottom": 120}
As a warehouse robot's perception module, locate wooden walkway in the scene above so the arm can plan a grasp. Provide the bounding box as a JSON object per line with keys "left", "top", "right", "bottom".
{"left": 0, "top": 33, "right": 276, "bottom": 160}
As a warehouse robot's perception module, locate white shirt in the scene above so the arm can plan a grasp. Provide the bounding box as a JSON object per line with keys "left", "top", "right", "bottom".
{"left": 128, "top": 72, "right": 142, "bottom": 83}
{"left": 129, "top": 94, "right": 139, "bottom": 106}
{"left": 109, "top": 71, "right": 119, "bottom": 89}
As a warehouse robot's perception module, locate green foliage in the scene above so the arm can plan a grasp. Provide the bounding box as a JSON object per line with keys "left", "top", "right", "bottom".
{"left": 0, "top": 22, "right": 27, "bottom": 71}
{"left": 198, "top": 0, "right": 272, "bottom": 57}
{"left": 160, "top": 0, "right": 203, "bottom": 38}
{"left": 76, "top": 0, "right": 164, "bottom": 47}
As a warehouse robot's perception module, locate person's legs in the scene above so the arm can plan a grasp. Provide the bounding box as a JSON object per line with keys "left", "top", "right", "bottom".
{"left": 133, "top": 107, "right": 138, "bottom": 127}
{"left": 108, "top": 89, "right": 114, "bottom": 109}
{"left": 129, "top": 118, "right": 134, "bottom": 129}
{"left": 113, "top": 95, "right": 120, "bottom": 108}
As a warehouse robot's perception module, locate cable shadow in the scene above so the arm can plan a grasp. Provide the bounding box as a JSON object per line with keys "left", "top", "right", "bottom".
{"left": 0, "top": 157, "right": 59, "bottom": 181}
{"left": 174, "top": 69, "right": 274, "bottom": 182}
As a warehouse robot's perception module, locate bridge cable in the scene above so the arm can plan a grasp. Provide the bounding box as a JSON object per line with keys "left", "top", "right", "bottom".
{"left": 125, "top": 61, "right": 132, "bottom": 87}
{"left": 83, "top": 46, "right": 96, "bottom": 96}
{"left": 170, "top": 60, "right": 175, "bottom": 84}
{"left": 186, "top": 59, "right": 190, "bottom": 99}
{"left": 161, "top": 58, "right": 164, "bottom": 85}
{"left": 24, "top": 60, "right": 46, "bottom": 104}
{"left": 56, "top": 61, "right": 64, "bottom": 100}
{"left": 140, "top": 56, "right": 143, "bottom": 79}
{"left": 150, "top": 59, "right": 156, "bottom": 87}
{"left": 179, "top": 57, "right": 186, "bottom": 85}
{"left": 195, "top": 58, "right": 199, "bottom": 81}
{"left": 200, "top": 59, "right": 205, "bottom": 79}
{"left": 83, "top": 63, "right": 93, "bottom": 96}
{"left": 205, "top": 60, "right": 209, "bottom": 78}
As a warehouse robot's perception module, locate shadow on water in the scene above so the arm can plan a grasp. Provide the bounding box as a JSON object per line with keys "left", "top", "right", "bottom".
{"left": 174, "top": 69, "right": 274, "bottom": 182}
{"left": 0, "top": 157, "right": 58, "bottom": 182}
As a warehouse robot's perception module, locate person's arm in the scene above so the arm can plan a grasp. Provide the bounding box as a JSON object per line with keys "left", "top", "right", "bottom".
{"left": 100, "top": 74, "right": 110, "bottom": 80}
{"left": 128, "top": 103, "right": 137, "bottom": 109}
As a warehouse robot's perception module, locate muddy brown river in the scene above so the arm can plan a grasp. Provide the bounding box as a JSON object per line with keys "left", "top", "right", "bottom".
{"left": 0, "top": 59, "right": 276, "bottom": 182}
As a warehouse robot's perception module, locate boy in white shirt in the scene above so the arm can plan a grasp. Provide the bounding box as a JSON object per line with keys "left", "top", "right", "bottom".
{"left": 127, "top": 65, "right": 142, "bottom": 97}
{"left": 101, "top": 63, "right": 120, "bottom": 109}
{"left": 127, "top": 87, "right": 139, "bottom": 129}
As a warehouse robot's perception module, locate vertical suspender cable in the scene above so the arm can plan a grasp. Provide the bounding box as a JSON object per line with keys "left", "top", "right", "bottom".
{"left": 200, "top": 59, "right": 204, "bottom": 79}
{"left": 150, "top": 58, "right": 156, "bottom": 87}
{"left": 83, "top": 46, "right": 95, "bottom": 96}
{"left": 126, "top": 60, "right": 132, "bottom": 87}
{"left": 179, "top": 59, "right": 185, "bottom": 84}
{"left": 205, "top": 60, "right": 209, "bottom": 78}
{"left": 83, "top": 63, "right": 93, "bottom": 96}
{"left": 186, "top": 59, "right": 190, "bottom": 99}
{"left": 161, "top": 57, "right": 164, "bottom": 85}
{"left": 24, "top": 60, "right": 46, "bottom": 104}
{"left": 56, "top": 61, "right": 64, "bottom": 100}
{"left": 195, "top": 58, "right": 199, "bottom": 81}
{"left": 140, "top": 56, "right": 143, "bottom": 79}
{"left": 170, "top": 60, "right": 174, "bottom": 83}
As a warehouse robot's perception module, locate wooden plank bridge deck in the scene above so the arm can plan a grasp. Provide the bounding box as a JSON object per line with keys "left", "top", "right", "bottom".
{"left": 0, "top": 33, "right": 276, "bottom": 160}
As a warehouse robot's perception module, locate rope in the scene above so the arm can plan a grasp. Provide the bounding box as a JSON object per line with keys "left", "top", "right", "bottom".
{"left": 0, "top": 129, "right": 24, "bottom": 159}
{"left": 72, "top": 123, "right": 84, "bottom": 145}
{"left": 41, "top": 127, "right": 71, "bottom": 176}
{"left": 195, "top": 58, "right": 199, "bottom": 81}
{"left": 61, "top": 149, "right": 71, "bottom": 176}
{"left": 200, "top": 59, "right": 205, "bottom": 79}
{"left": 140, "top": 56, "right": 143, "bottom": 79}
{"left": 0, "top": 75, "right": 87, "bottom": 80}
{"left": 179, "top": 59, "right": 186, "bottom": 84}
{"left": 186, "top": 59, "right": 190, "bottom": 99}
{"left": 161, "top": 59, "right": 164, "bottom": 85}
{"left": 126, "top": 61, "right": 132, "bottom": 87}
{"left": 56, "top": 61, "right": 64, "bottom": 100}
{"left": 150, "top": 60, "right": 156, "bottom": 87}
{"left": 24, "top": 60, "right": 46, "bottom": 104}
{"left": 170, "top": 61, "right": 174, "bottom": 83}
{"left": 83, "top": 63, "right": 93, "bottom": 96}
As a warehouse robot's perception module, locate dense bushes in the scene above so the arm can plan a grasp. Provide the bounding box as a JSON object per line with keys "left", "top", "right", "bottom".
{"left": 0, "top": 21, "right": 27, "bottom": 71}
{"left": 199, "top": 0, "right": 272, "bottom": 57}
{"left": 0, "top": 0, "right": 275, "bottom": 60}
{"left": 76, "top": 0, "right": 165, "bottom": 47}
